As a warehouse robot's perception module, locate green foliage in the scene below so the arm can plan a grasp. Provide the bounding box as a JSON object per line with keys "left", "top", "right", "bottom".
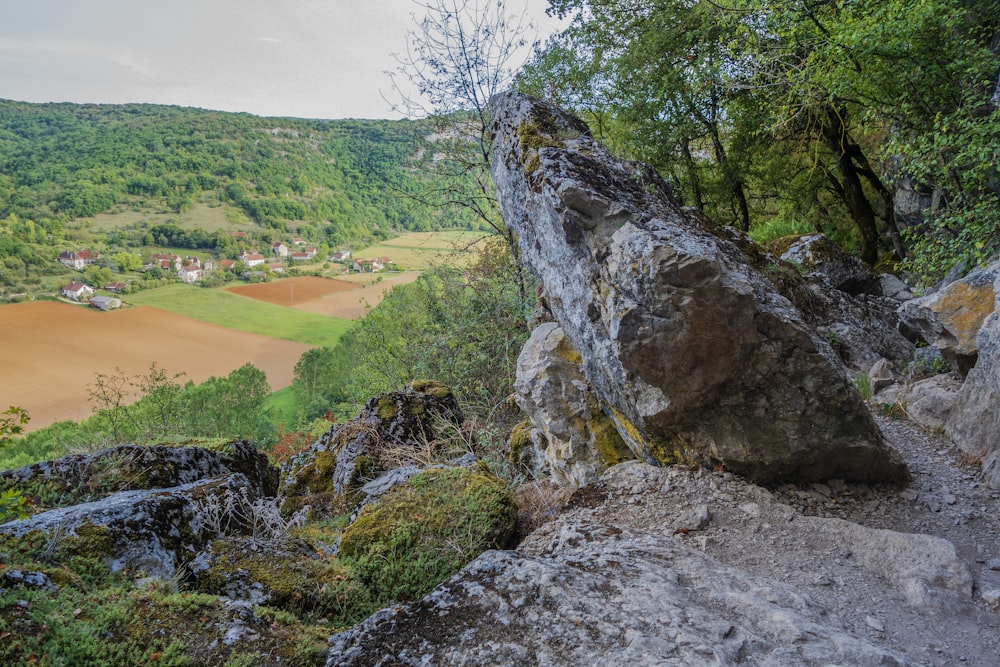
{"left": 337, "top": 466, "right": 516, "bottom": 602}
{"left": 0, "top": 364, "right": 277, "bottom": 471}
{"left": 0, "top": 99, "right": 471, "bottom": 235}
{"left": 853, "top": 373, "right": 872, "bottom": 402}
{"left": 292, "top": 239, "right": 532, "bottom": 426}
{"left": 524, "top": 0, "right": 1000, "bottom": 276}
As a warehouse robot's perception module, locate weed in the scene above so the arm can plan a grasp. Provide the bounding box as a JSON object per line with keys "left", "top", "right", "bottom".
{"left": 854, "top": 373, "right": 872, "bottom": 401}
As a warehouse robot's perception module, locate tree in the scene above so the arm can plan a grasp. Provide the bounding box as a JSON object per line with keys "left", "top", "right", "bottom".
{"left": 0, "top": 405, "right": 29, "bottom": 443}
{"left": 526, "top": 0, "right": 1000, "bottom": 273}
{"left": 112, "top": 251, "right": 143, "bottom": 273}
{"left": 0, "top": 406, "right": 31, "bottom": 521}
{"left": 84, "top": 264, "right": 114, "bottom": 287}
{"left": 385, "top": 0, "right": 537, "bottom": 316}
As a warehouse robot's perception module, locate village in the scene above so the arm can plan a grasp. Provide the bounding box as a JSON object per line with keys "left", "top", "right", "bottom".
{"left": 55, "top": 239, "right": 396, "bottom": 310}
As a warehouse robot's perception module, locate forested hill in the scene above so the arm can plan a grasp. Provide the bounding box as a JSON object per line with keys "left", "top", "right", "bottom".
{"left": 0, "top": 99, "right": 472, "bottom": 242}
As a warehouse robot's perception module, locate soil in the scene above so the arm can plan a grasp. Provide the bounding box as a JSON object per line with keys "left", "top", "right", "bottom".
{"left": 0, "top": 301, "right": 311, "bottom": 432}
{"left": 226, "top": 273, "right": 420, "bottom": 319}
{"left": 536, "top": 412, "right": 1000, "bottom": 666}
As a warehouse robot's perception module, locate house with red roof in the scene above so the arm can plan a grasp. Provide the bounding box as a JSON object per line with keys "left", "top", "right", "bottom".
{"left": 61, "top": 282, "right": 94, "bottom": 301}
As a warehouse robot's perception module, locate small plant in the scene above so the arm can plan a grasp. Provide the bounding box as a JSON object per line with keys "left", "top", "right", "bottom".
{"left": 196, "top": 488, "right": 307, "bottom": 548}
{"left": 853, "top": 372, "right": 872, "bottom": 401}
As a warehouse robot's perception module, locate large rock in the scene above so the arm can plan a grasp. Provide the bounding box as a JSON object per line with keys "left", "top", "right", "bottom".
{"left": 897, "top": 261, "right": 997, "bottom": 374}
{"left": 280, "top": 381, "right": 465, "bottom": 512}
{"left": 946, "top": 271, "right": 1000, "bottom": 487}
{"left": 490, "top": 92, "right": 907, "bottom": 484}
{"left": 780, "top": 232, "right": 881, "bottom": 295}
{"left": 788, "top": 283, "right": 915, "bottom": 372}
{"left": 897, "top": 373, "right": 963, "bottom": 432}
{"left": 514, "top": 322, "right": 634, "bottom": 488}
{"left": 0, "top": 440, "right": 278, "bottom": 507}
{"left": 0, "top": 473, "right": 255, "bottom": 578}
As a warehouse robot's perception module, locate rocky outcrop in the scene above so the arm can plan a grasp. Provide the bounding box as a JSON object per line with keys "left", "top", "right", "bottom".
{"left": 328, "top": 462, "right": 991, "bottom": 666}
{"left": 280, "top": 381, "right": 465, "bottom": 512}
{"left": 946, "top": 270, "right": 1000, "bottom": 487}
{"left": 0, "top": 473, "right": 256, "bottom": 578}
{"left": 780, "top": 232, "right": 881, "bottom": 295}
{"left": 514, "top": 322, "right": 634, "bottom": 488}
{"left": 789, "top": 283, "right": 914, "bottom": 372}
{"left": 0, "top": 440, "right": 278, "bottom": 505}
{"left": 490, "top": 92, "right": 907, "bottom": 484}
{"left": 897, "top": 261, "right": 997, "bottom": 374}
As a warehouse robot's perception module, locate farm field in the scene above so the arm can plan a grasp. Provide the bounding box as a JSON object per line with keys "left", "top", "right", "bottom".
{"left": 0, "top": 301, "right": 312, "bottom": 432}
{"left": 353, "top": 230, "right": 487, "bottom": 270}
{"left": 127, "top": 283, "right": 351, "bottom": 347}
{"left": 229, "top": 274, "right": 421, "bottom": 319}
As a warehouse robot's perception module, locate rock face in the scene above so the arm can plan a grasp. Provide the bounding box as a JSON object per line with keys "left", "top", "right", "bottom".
{"left": 897, "top": 261, "right": 997, "bottom": 374}
{"left": 328, "top": 462, "right": 990, "bottom": 667}
{"left": 946, "top": 271, "right": 1000, "bottom": 487}
{"left": 513, "top": 322, "right": 634, "bottom": 488}
{"left": 490, "top": 92, "right": 907, "bottom": 484}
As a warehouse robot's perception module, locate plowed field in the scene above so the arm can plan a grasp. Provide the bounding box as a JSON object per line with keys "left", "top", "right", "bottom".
{"left": 0, "top": 301, "right": 312, "bottom": 432}
{"left": 227, "top": 273, "right": 420, "bottom": 319}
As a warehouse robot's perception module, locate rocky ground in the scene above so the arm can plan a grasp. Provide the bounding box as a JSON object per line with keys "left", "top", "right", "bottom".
{"left": 551, "top": 413, "right": 1000, "bottom": 666}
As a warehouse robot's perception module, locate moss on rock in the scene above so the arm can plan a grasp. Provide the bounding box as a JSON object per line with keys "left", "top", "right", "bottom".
{"left": 337, "top": 467, "right": 517, "bottom": 603}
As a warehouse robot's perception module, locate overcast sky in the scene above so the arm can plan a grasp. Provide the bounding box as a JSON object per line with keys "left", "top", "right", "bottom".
{"left": 0, "top": 0, "right": 563, "bottom": 120}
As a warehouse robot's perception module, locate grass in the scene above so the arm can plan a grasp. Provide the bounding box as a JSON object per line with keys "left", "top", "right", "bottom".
{"left": 266, "top": 386, "right": 302, "bottom": 427}
{"left": 353, "top": 231, "right": 487, "bottom": 270}
{"left": 127, "top": 284, "right": 351, "bottom": 347}
{"left": 88, "top": 201, "right": 253, "bottom": 233}
{"left": 748, "top": 217, "right": 814, "bottom": 245}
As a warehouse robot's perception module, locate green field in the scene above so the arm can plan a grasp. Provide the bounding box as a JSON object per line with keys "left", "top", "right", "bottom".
{"left": 88, "top": 200, "right": 253, "bottom": 232}
{"left": 354, "top": 230, "right": 487, "bottom": 270}
{"left": 127, "top": 283, "right": 351, "bottom": 347}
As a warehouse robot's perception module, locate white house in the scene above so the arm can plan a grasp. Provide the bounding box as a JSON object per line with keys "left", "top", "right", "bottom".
{"left": 61, "top": 282, "right": 94, "bottom": 301}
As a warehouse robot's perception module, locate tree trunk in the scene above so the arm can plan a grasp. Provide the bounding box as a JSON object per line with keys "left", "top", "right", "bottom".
{"left": 679, "top": 138, "right": 705, "bottom": 212}
{"left": 822, "top": 105, "right": 881, "bottom": 265}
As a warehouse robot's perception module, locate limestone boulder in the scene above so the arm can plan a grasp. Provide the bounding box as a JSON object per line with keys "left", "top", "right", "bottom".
{"left": 780, "top": 232, "right": 881, "bottom": 295}
{"left": 0, "top": 440, "right": 278, "bottom": 505}
{"left": 788, "top": 283, "right": 914, "bottom": 372}
{"left": 897, "top": 261, "right": 997, "bottom": 374}
{"left": 946, "top": 272, "right": 1000, "bottom": 486}
{"left": 514, "top": 322, "right": 634, "bottom": 488}
{"left": 280, "top": 381, "right": 465, "bottom": 512}
{"left": 0, "top": 473, "right": 255, "bottom": 578}
{"left": 898, "top": 373, "right": 964, "bottom": 432}
{"left": 490, "top": 92, "right": 907, "bottom": 484}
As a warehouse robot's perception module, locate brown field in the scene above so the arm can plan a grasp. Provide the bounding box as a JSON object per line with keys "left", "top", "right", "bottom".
{"left": 228, "top": 273, "right": 421, "bottom": 320}
{"left": 0, "top": 301, "right": 312, "bottom": 432}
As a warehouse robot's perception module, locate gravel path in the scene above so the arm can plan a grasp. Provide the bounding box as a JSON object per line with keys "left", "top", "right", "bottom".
{"left": 541, "top": 411, "right": 1000, "bottom": 666}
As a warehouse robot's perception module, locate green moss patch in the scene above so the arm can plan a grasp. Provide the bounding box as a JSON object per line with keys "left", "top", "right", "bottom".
{"left": 338, "top": 467, "right": 516, "bottom": 603}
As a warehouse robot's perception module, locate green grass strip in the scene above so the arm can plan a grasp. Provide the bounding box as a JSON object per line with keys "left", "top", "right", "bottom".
{"left": 127, "top": 283, "right": 351, "bottom": 347}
